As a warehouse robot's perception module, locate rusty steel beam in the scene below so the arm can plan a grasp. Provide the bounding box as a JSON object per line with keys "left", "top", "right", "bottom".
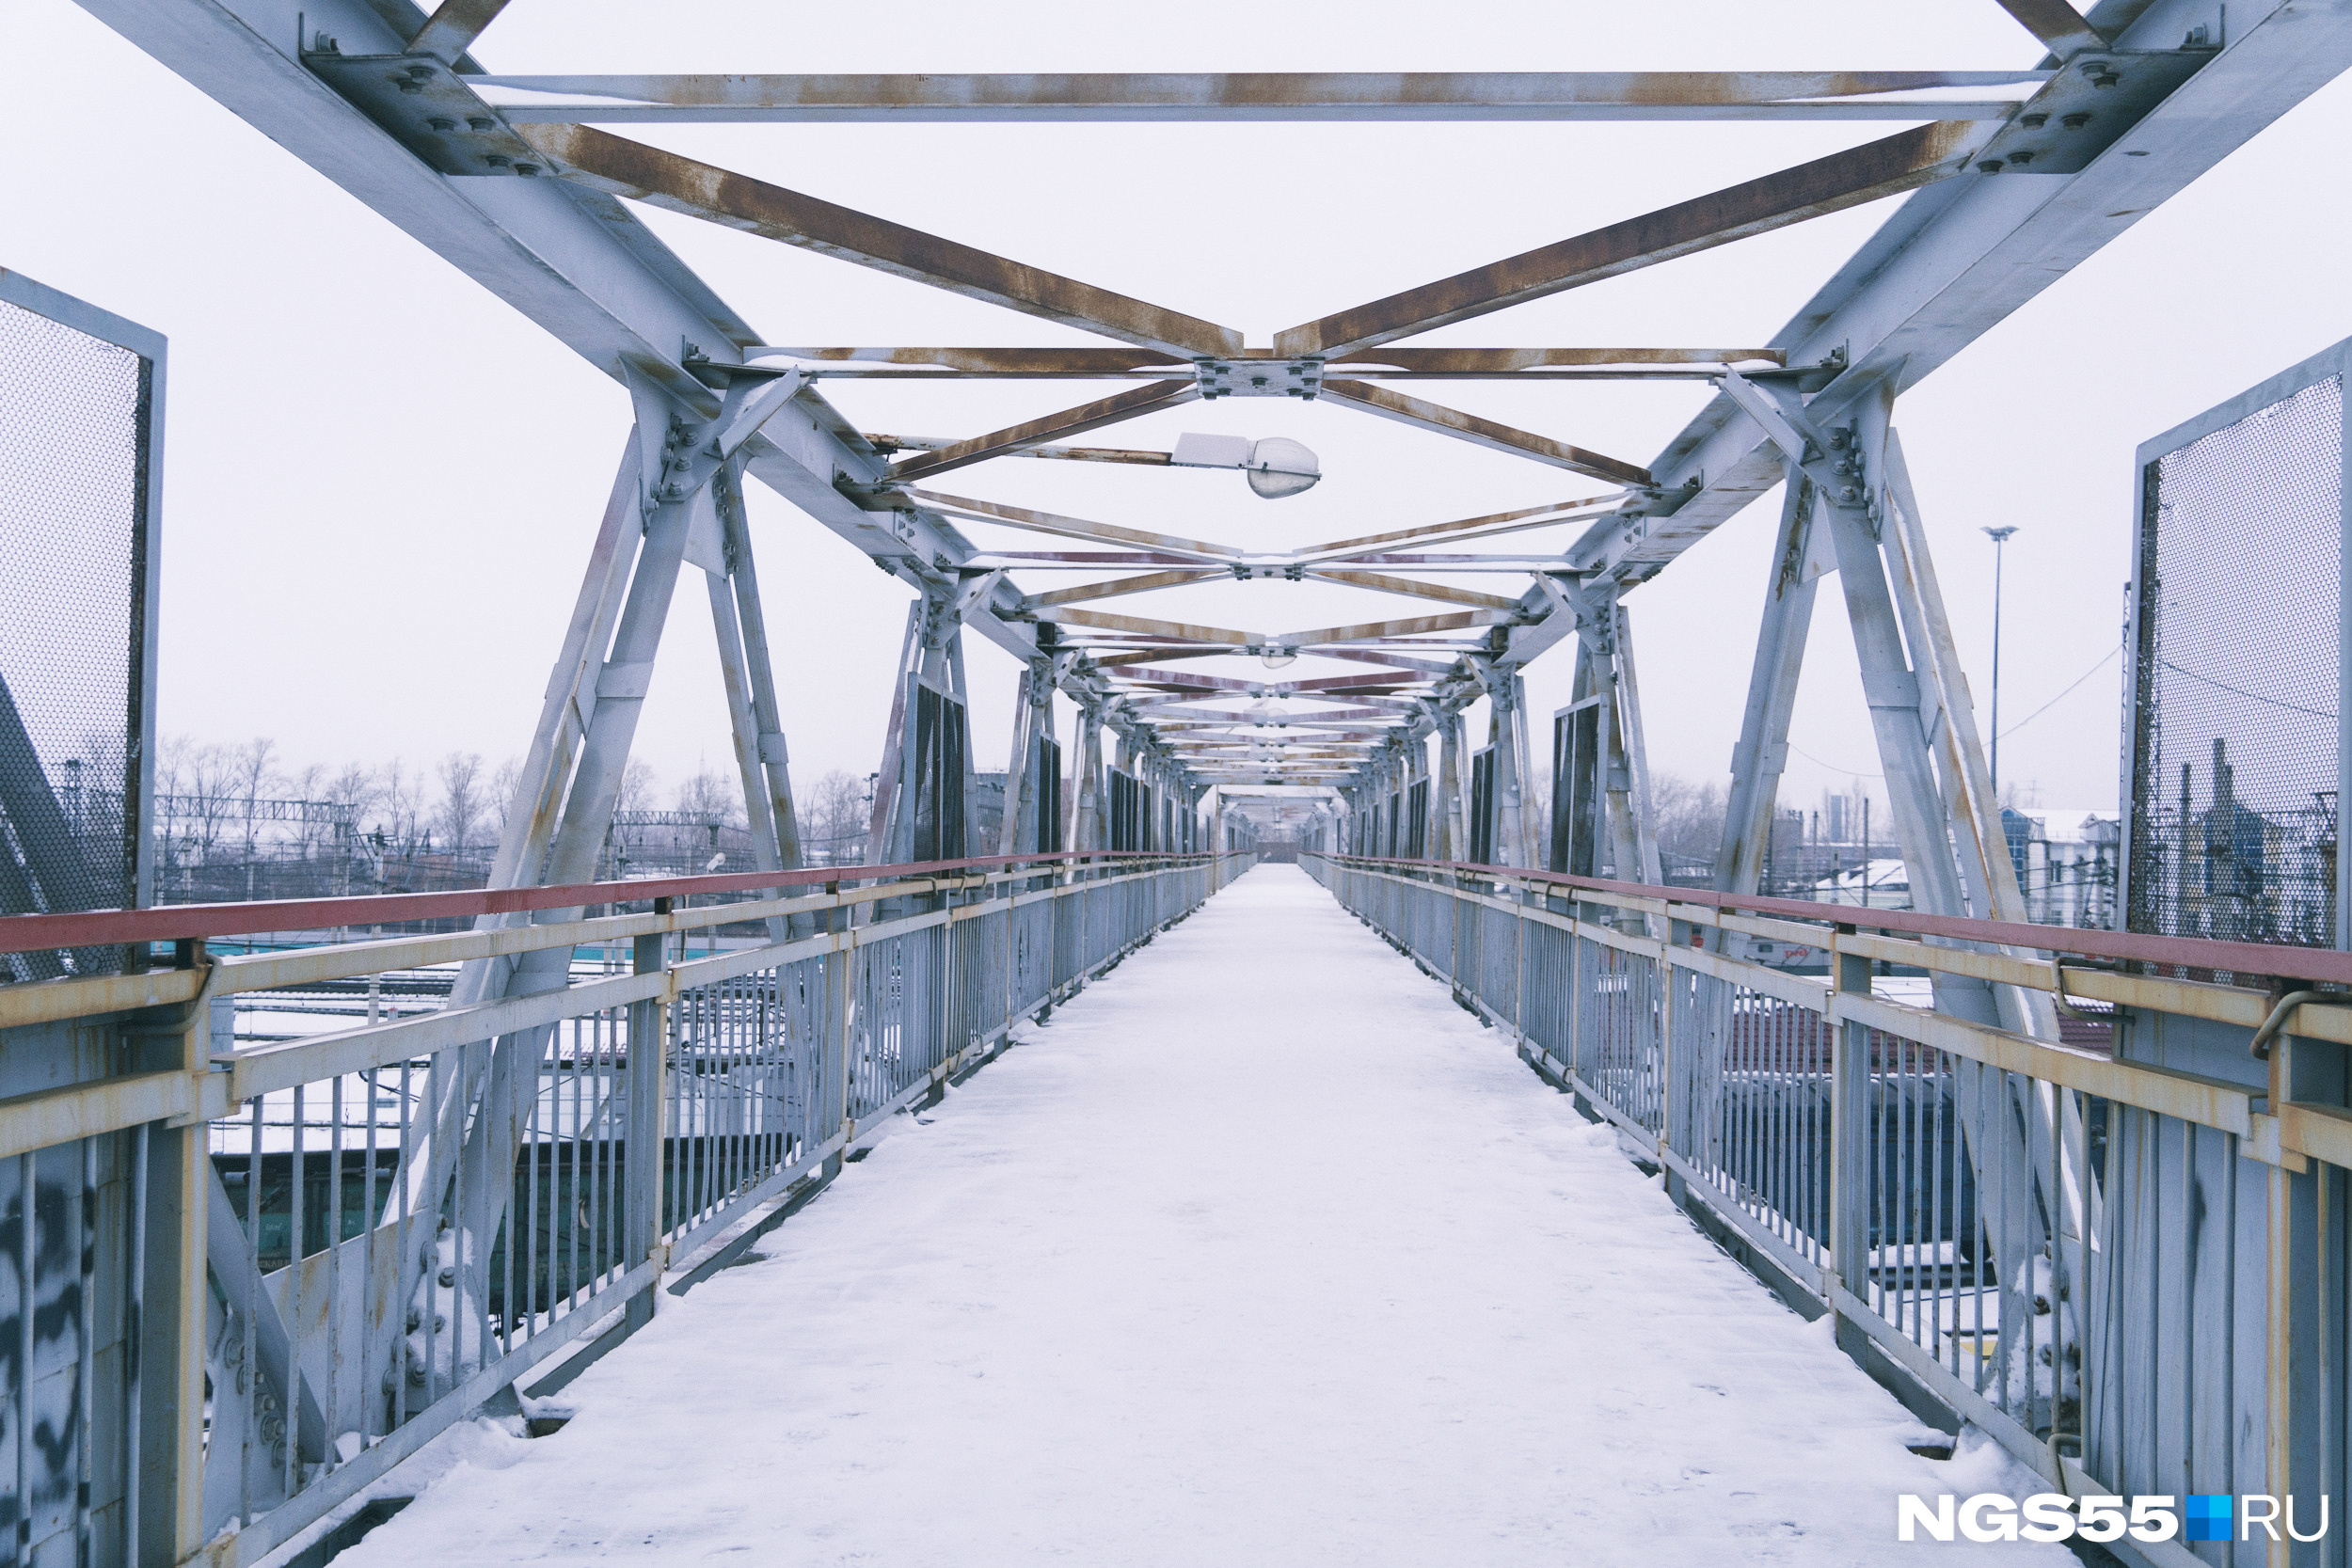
{"left": 866, "top": 433, "right": 1174, "bottom": 467}
{"left": 1278, "top": 121, "right": 1983, "bottom": 356}
{"left": 887, "top": 383, "right": 1198, "bottom": 481}
{"left": 1276, "top": 610, "right": 1519, "bottom": 645}
{"left": 475, "top": 71, "right": 2046, "bottom": 123}
{"left": 1318, "top": 382, "right": 1653, "bottom": 485}
{"left": 1025, "top": 606, "right": 1255, "bottom": 644}
{"left": 1110, "top": 670, "right": 1257, "bottom": 692}
{"left": 1305, "top": 569, "right": 1527, "bottom": 612}
{"left": 1281, "top": 670, "right": 1440, "bottom": 693}
{"left": 1294, "top": 498, "right": 1617, "bottom": 562}
{"left": 512, "top": 124, "right": 1243, "bottom": 357}
{"left": 1090, "top": 648, "right": 1242, "bottom": 668}
{"left": 907, "top": 489, "right": 1242, "bottom": 561}
{"left": 770, "top": 346, "right": 1184, "bottom": 373}
{"left": 405, "top": 0, "right": 510, "bottom": 63}
{"left": 1020, "top": 569, "right": 1223, "bottom": 610}
{"left": 1990, "top": 0, "right": 2107, "bottom": 55}
{"left": 1328, "top": 346, "right": 1784, "bottom": 372}
{"left": 1317, "top": 648, "right": 1463, "bottom": 676}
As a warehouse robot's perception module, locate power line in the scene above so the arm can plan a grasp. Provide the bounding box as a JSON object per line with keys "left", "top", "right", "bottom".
{"left": 1787, "top": 742, "right": 1882, "bottom": 780}
{"left": 1997, "top": 641, "right": 2121, "bottom": 740}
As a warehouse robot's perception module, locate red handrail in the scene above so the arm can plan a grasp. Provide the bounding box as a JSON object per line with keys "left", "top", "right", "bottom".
{"left": 1311, "top": 849, "right": 2352, "bottom": 989}
{"left": 0, "top": 850, "right": 1223, "bottom": 956}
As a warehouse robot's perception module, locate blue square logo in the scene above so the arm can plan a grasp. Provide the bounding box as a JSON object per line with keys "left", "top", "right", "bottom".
{"left": 2185, "top": 1494, "right": 2233, "bottom": 1542}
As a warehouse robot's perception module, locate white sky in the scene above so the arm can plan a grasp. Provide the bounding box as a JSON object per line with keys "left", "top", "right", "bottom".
{"left": 5, "top": 0, "right": 2348, "bottom": 821}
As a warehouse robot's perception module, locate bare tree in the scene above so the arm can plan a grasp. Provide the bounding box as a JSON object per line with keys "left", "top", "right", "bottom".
{"left": 675, "top": 762, "right": 744, "bottom": 828}
{"left": 800, "top": 769, "right": 869, "bottom": 861}
{"left": 435, "top": 752, "right": 485, "bottom": 853}
{"left": 614, "top": 758, "right": 658, "bottom": 817}
{"left": 158, "top": 736, "right": 236, "bottom": 862}
{"left": 231, "top": 737, "right": 278, "bottom": 853}
{"left": 487, "top": 754, "right": 524, "bottom": 845}
{"left": 374, "top": 756, "right": 424, "bottom": 851}
{"left": 1648, "top": 772, "right": 1726, "bottom": 865}
{"left": 282, "top": 761, "right": 327, "bottom": 857}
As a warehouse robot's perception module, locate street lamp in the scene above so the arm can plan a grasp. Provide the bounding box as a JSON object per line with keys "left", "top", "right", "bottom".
{"left": 1981, "top": 526, "right": 2019, "bottom": 800}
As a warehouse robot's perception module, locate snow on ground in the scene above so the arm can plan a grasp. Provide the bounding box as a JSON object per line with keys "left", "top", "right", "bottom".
{"left": 333, "top": 865, "right": 2067, "bottom": 1566}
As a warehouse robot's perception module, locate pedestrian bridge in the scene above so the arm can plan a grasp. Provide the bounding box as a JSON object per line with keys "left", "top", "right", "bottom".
{"left": 0, "top": 847, "right": 2344, "bottom": 1566}
{"left": 12, "top": 4, "right": 2352, "bottom": 1561}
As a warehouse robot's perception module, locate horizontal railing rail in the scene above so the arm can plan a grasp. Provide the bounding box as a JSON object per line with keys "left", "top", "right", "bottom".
{"left": 1302, "top": 848, "right": 2343, "bottom": 1560}
{"left": 0, "top": 848, "right": 1199, "bottom": 956}
{"left": 0, "top": 848, "right": 1257, "bottom": 1565}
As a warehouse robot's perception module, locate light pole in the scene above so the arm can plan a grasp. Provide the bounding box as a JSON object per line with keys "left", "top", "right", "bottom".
{"left": 1982, "top": 526, "right": 2019, "bottom": 800}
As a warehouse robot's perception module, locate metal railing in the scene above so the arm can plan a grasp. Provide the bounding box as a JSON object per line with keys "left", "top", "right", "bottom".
{"left": 0, "top": 847, "right": 1255, "bottom": 1565}
{"left": 1305, "top": 849, "right": 2350, "bottom": 1568}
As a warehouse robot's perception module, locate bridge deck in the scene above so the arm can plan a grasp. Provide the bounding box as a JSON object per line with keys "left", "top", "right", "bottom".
{"left": 338, "top": 866, "right": 2060, "bottom": 1565}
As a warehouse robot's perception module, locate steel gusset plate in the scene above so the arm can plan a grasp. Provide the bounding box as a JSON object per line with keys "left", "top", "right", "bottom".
{"left": 303, "top": 49, "right": 546, "bottom": 177}
{"left": 1972, "top": 50, "right": 2213, "bottom": 174}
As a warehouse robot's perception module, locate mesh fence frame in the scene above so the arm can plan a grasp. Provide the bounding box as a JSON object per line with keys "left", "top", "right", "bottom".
{"left": 0, "top": 296, "right": 152, "bottom": 979}
{"left": 2128, "top": 373, "right": 2343, "bottom": 948}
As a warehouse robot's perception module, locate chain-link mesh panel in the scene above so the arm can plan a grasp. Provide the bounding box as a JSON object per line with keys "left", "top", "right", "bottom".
{"left": 2129, "top": 374, "right": 2342, "bottom": 946}
{"left": 0, "top": 296, "right": 150, "bottom": 978}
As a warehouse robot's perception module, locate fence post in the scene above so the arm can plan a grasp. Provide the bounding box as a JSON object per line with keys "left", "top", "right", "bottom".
{"left": 625, "top": 899, "right": 671, "bottom": 1329}
{"left": 1829, "top": 925, "right": 1871, "bottom": 1350}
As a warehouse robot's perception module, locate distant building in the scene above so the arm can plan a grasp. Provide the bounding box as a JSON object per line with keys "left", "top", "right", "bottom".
{"left": 1808, "top": 857, "right": 1911, "bottom": 908}
{"left": 2002, "top": 807, "right": 2120, "bottom": 929}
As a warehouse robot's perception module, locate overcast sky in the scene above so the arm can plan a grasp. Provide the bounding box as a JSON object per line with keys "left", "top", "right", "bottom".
{"left": 7, "top": 0, "right": 2348, "bottom": 827}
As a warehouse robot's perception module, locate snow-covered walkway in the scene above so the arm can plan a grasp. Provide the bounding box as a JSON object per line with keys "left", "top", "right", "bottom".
{"left": 342, "top": 865, "right": 2064, "bottom": 1566}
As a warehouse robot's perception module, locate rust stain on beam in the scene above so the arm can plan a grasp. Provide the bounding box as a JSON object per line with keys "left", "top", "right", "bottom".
{"left": 1276, "top": 610, "right": 1517, "bottom": 645}
{"left": 907, "top": 488, "right": 1241, "bottom": 561}
{"left": 1295, "top": 498, "right": 1617, "bottom": 561}
{"left": 1320, "top": 382, "right": 1653, "bottom": 485}
{"left": 1027, "top": 606, "right": 1255, "bottom": 644}
{"left": 1328, "top": 347, "right": 1784, "bottom": 372}
{"left": 1277, "top": 120, "right": 1980, "bottom": 356}
{"left": 1021, "top": 569, "right": 1222, "bottom": 610}
{"left": 514, "top": 124, "right": 1243, "bottom": 357}
{"left": 889, "top": 383, "right": 1197, "bottom": 481}
{"left": 770, "top": 346, "right": 1184, "bottom": 372}
{"left": 1307, "top": 569, "right": 1527, "bottom": 612}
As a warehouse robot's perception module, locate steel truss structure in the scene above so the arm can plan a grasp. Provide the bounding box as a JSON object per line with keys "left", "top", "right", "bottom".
{"left": 28, "top": 0, "right": 2352, "bottom": 1560}
{"left": 71, "top": 0, "right": 2349, "bottom": 924}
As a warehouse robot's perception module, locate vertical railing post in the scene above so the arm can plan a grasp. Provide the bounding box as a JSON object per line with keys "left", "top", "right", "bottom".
{"left": 820, "top": 880, "right": 851, "bottom": 1178}
{"left": 2262, "top": 1028, "right": 2293, "bottom": 1568}
{"left": 139, "top": 937, "right": 213, "bottom": 1564}
{"left": 625, "top": 898, "right": 670, "bottom": 1329}
{"left": 1513, "top": 876, "right": 1529, "bottom": 1051}
{"left": 1657, "top": 939, "right": 1677, "bottom": 1183}
{"left": 1830, "top": 925, "right": 1871, "bottom": 1348}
